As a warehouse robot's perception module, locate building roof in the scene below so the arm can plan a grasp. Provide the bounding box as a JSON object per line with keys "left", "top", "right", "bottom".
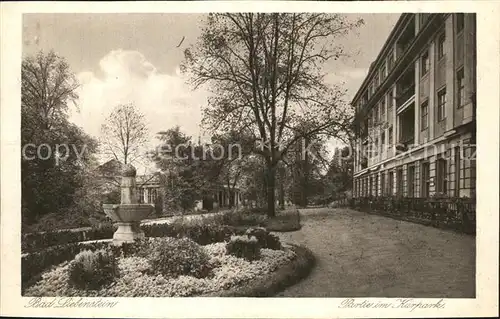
{"left": 351, "top": 13, "right": 410, "bottom": 105}
{"left": 96, "top": 159, "right": 126, "bottom": 177}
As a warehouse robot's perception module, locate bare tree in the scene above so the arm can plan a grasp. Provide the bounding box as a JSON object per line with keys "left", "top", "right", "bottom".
{"left": 183, "top": 13, "right": 363, "bottom": 216}
{"left": 100, "top": 103, "right": 149, "bottom": 165}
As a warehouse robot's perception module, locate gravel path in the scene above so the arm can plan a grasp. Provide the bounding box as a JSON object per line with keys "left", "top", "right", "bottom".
{"left": 274, "top": 207, "right": 475, "bottom": 297}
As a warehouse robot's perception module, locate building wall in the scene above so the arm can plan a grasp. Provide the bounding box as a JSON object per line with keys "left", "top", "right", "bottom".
{"left": 352, "top": 13, "right": 476, "bottom": 199}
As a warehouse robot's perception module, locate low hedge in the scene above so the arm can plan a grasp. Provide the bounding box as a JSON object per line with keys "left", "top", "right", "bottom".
{"left": 21, "top": 207, "right": 302, "bottom": 254}
{"left": 22, "top": 225, "right": 115, "bottom": 253}
{"left": 202, "top": 244, "right": 315, "bottom": 297}
{"left": 21, "top": 210, "right": 264, "bottom": 253}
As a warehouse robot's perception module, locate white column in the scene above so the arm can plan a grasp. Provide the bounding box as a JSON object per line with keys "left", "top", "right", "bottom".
{"left": 392, "top": 85, "right": 398, "bottom": 145}
{"left": 415, "top": 13, "right": 420, "bottom": 34}
{"left": 414, "top": 57, "right": 421, "bottom": 144}
{"left": 143, "top": 188, "right": 148, "bottom": 203}
{"left": 444, "top": 15, "right": 455, "bottom": 132}
{"left": 462, "top": 14, "right": 475, "bottom": 123}
{"left": 429, "top": 41, "right": 436, "bottom": 140}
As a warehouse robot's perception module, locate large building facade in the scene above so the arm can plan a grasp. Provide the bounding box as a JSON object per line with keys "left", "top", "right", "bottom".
{"left": 352, "top": 13, "right": 476, "bottom": 199}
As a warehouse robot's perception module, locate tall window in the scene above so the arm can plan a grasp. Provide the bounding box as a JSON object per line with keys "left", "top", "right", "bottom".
{"left": 407, "top": 165, "right": 415, "bottom": 197}
{"left": 437, "top": 158, "right": 448, "bottom": 194}
{"left": 381, "top": 132, "right": 386, "bottom": 154}
{"left": 381, "top": 99, "right": 386, "bottom": 121}
{"left": 396, "top": 168, "right": 404, "bottom": 196}
{"left": 421, "top": 162, "right": 430, "bottom": 197}
{"left": 454, "top": 147, "right": 461, "bottom": 197}
{"left": 388, "top": 171, "right": 394, "bottom": 196}
{"left": 388, "top": 126, "right": 393, "bottom": 146}
{"left": 457, "top": 68, "right": 465, "bottom": 108}
{"left": 421, "top": 50, "right": 430, "bottom": 76}
{"left": 421, "top": 100, "right": 429, "bottom": 130}
{"left": 437, "top": 88, "right": 447, "bottom": 121}
{"left": 375, "top": 175, "right": 379, "bottom": 196}
{"left": 387, "top": 91, "right": 394, "bottom": 112}
{"left": 437, "top": 33, "right": 446, "bottom": 59}
{"left": 381, "top": 173, "right": 386, "bottom": 196}
{"left": 374, "top": 138, "right": 378, "bottom": 156}
{"left": 374, "top": 105, "right": 379, "bottom": 124}
{"left": 380, "top": 62, "right": 387, "bottom": 81}
{"left": 369, "top": 177, "right": 373, "bottom": 196}
{"left": 456, "top": 13, "right": 464, "bottom": 33}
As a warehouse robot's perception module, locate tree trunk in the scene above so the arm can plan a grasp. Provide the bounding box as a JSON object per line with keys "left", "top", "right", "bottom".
{"left": 299, "top": 147, "right": 309, "bottom": 208}
{"left": 279, "top": 182, "right": 285, "bottom": 210}
{"left": 278, "top": 165, "right": 285, "bottom": 209}
{"left": 266, "top": 164, "right": 276, "bottom": 217}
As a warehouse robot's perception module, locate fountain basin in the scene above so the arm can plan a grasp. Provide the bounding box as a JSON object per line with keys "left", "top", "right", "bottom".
{"left": 103, "top": 204, "right": 154, "bottom": 245}
{"left": 103, "top": 204, "right": 154, "bottom": 222}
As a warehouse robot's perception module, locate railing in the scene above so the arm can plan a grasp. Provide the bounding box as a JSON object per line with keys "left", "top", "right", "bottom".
{"left": 360, "top": 156, "right": 368, "bottom": 169}
{"left": 396, "top": 85, "right": 415, "bottom": 109}
{"left": 335, "top": 196, "right": 476, "bottom": 235}
{"left": 399, "top": 135, "right": 414, "bottom": 146}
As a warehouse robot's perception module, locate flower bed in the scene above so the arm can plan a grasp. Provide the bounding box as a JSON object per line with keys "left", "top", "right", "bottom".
{"left": 24, "top": 236, "right": 302, "bottom": 297}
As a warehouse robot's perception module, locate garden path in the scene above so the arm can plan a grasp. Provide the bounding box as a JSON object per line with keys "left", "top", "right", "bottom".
{"left": 274, "top": 207, "right": 475, "bottom": 297}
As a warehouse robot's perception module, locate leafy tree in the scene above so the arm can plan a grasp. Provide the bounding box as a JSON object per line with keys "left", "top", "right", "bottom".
{"left": 239, "top": 155, "right": 268, "bottom": 208}
{"left": 100, "top": 103, "right": 149, "bottom": 165}
{"left": 286, "top": 129, "right": 330, "bottom": 207}
{"left": 210, "top": 130, "right": 255, "bottom": 207}
{"left": 150, "top": 127, "right": 197, "bottom": 213}
{"left": 322, "top": 145, "right": 354, "bottom": 202}
{"left": 183, "top": 13, "right": 362, "bottom": 216}
{"left": 21, "top": 50, "right": 98, "bottom": 227}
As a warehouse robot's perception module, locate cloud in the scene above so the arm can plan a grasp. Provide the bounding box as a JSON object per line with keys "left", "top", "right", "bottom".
{"left": 70, "top": 50, "right": 209, "bottom": 164}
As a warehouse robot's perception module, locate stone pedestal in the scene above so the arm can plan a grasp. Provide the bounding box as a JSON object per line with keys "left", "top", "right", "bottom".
{"left": 112, "top": 222, "right": 145, "bottom": 245}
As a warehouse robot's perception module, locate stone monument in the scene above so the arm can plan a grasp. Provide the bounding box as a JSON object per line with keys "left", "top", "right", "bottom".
{"left": 103, "top": 164, "right": 154, "bottom": 245}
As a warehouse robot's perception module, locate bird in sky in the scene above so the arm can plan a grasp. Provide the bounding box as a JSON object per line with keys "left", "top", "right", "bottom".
{"left": 176, "top": 36, "right": 185, "bottom": 48}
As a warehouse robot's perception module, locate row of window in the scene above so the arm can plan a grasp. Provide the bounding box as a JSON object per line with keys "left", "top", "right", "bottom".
{"left": 420, "top": 67, "right": 466, "bottom": 130}
{"left": 355, "top": 147, "right": 469, "bottom": 198}
{"left": 359, "top": 13, "right": 466, "bottom": 114}
{"left": 421, "top": 13, "right": 464, "bottom": 75}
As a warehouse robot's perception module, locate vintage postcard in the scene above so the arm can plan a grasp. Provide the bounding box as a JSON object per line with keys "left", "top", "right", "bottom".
{"left": 1, "top": 1, "right": 498, "bottom": 318}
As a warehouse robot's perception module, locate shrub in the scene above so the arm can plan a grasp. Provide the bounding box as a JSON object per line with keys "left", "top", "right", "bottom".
{"left": 226, "top": 235, "right": 261, "bottom": 261}
{"left": 245, "top": 227, "right": 281, "bottom": 250}
{"left": 22, "top": 241, "right": 112, "bottom": 292}
{"left": 110, "top": 238, "right": 152, "bottom": 258}
{"left": 68, "top": 249, "right": 119, "bottom": 290}
{"left": 148, "top": 237, "right": 211, "bottom": 278}
{"left": 22, "top": 240, "right": 149, "bottom": 293}
{"left": 199, "top": 209, "right": 267, "bottom": 227}
{"left": 264, "top": 209, "right": 301, "bottom": 232}
{"left": 164, "top": 219, "right": 235, "bottom": 245}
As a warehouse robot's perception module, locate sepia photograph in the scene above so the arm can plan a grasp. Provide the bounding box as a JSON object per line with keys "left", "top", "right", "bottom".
{"left": 1, "top": 1, "right": 499, "bottom": 318}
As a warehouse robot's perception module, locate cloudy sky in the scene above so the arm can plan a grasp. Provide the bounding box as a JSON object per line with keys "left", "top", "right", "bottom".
{"left": 22, "top": 13, "right": 399, "bottom": 169}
